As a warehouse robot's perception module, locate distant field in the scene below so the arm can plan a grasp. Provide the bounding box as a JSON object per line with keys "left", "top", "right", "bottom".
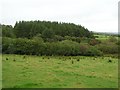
{"left": 94, "top": 34, "right": 118, "bottom": 41}
{"left": 94, "top": 34, "right": 110, "bottom": 41}
{"left": 2, "top": 54, "right": 118, "bottom": 88}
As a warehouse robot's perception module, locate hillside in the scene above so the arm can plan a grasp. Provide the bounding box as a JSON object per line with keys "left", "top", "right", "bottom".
{"left": 2, "top": 20, "right": 93, "bottom": 39}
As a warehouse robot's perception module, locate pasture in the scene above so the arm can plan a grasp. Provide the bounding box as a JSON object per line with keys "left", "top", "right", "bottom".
{"left": 94, "top": 34, "right": 118, "bottom": 41}
{"left": 2, "top": 54, "right": 118, "bottom": 88}
{"left": 94, "top": 34, "right": 110, "bottom": 41}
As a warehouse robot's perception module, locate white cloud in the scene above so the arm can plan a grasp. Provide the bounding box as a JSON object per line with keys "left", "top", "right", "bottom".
{"left": 1, "top": 0, "right": 119, "bottom": 32}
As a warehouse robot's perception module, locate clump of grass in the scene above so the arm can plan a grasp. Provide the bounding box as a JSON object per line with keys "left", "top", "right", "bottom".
{"left": 13, "top": 59, "right": 16, "bottom": 62}
{"left": 101, "top": 57, "right": 104, "bottom": 59}
{"left": 72, "top": 60, "right": 74, "bottom": 64}
{"left": 59, "top": 57, "right": 61, "bottom": 59}
{"left": 69, "top": 57, "right": 71, "bottom": 59}
{"left": 6, "top": 58, "right": 8, "bottom": 60}
{"left": 57, "top": 62, "right": 61, "bottom": 64}
{"left": 23, "top": 56, "right": 26, "bottom": 59}
{"left": 108, "top": 59, "right": 112, "bottom": 63}
{"left": 48, "top": 57, "right": 50, "bottom": 59}
{"left": 77, "top": 59, "right": 80, "bottom": 61}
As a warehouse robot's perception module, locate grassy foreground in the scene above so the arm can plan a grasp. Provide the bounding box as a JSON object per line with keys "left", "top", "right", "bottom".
{"left": 2, "top": 54, "right": 118, "bottom": 88}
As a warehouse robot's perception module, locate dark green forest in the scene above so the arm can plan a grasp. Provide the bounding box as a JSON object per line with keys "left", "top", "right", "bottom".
{"left": 1, "top": 20, "right": 119, "bottom": 56}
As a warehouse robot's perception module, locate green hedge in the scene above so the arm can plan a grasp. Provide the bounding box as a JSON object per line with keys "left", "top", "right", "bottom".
{"left": 2, "top": 37, "right": 103, "bottom": 56}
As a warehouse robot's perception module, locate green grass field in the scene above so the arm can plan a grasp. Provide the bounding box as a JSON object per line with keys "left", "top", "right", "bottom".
{"left": 94, "top": 34, "right": 118, "bottom": 41}
{"left": 2, "top": 54, "right": 118, "bottom": 88}
{"left": 94, "top": 34, "right": 110, "bottom": 41}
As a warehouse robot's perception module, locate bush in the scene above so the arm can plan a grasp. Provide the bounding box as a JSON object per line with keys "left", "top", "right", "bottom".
{"left": 88, "top": 39, "right": 101, "bottom": 46}
{"left": 116, "top": 39, "right": 120, "bottom": 45}
{"left": 2, "top": 37, "right": 105, "bottom": 56}
{"left": 86, "top": 46, "right": 103, "bottom": 56}
{"left": 79, "top": 43, "right": 90, "bottom": 55}
{"left": 2, "top": 37, "right": 15, "bottom": 53}
{"left": 2, "top": 37, "right": 46, "bottom": 55}
{"left": 79, "top": 43, "right": 103, "bottom": 56}
{"left": 32, "top": 35, "right": 44, "bottom": 43}
{"left": 109, "top": 36, "right": 117, "bottom": 42}
{"left": 54, "top": 35, "right": 64, "bottom": 41}
{"left": 97, "top": 42, "right": 118, "bottom": 54}
{"left": 56, "top": 40, "right": 80, "bottom": 56}
{"left": 64, "top": 36, "right": 81, "bottom": 43}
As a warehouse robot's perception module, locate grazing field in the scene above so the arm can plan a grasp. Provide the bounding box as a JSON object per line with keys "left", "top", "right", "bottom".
{"left": 94, "top": 34, "right": 118, "bottom": 41}
{"left": 94, "top": 34, "right": 110, "bottom": 41}
{"left": 2, "top": 54, "right": 118, "bottom": 88}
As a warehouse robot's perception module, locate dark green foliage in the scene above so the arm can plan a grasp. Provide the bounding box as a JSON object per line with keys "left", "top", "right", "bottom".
{"left": 79, "top": 43, "right": 90, "bottom": 55}
{"left": 56, "top": 40, "right": 80, "bottom": 56}
{"left": 6, "top": 58, "right": 8, "bottom": 60}
{"left": 64, "top": 36, "right": 81, "bottom": 43}
{"left": 14, "top": 20, "right": 93, "bottom": 39}
{"left": 2, "top": 25, "right": 15, "bottom": 38}
{"left": 72, "top": 60, "right": 74, "bottom": 64}
{"left": 77, "top": 59, "right": 80, "bottom": 61}
{"left": 2, "top": 20, "right": 118, "bottom": 56}
{"left": 54, "top": 35, "right": 64, "bottom": 41}
{"left": 116, "top": 39, "right": 120, "bottom": 45}
{"left": 108, "top": 59, "right": 112, "bottom": 63}
{"left": 88, "top": 39, "right": 101, "bottom": 46}
{"left": 86, "top": 46, "right": 103, "bottom": 56}
{"left": 2, "top": 37, "right": 103, "bottom": 56}
{"left": 80, "top": 44, "right": 103, "bottom": 56}
{"left": 97, "top": 42, "right": 118, "bottom": 54}
{"left": 108, "top": 36, "right": 117, "bottom": 42}
{"left": 2, "top": 37, "right": 46, "bottom": 55}
{"left": 23, "top": 56, "right": 26, "bottom": 59}
{"left": 2, "top": 37, "right": 15, "bottom": 54}
{"left": 41, "top": 28, "right": 55, "bottom": 40}
{"left": 13, "top": 59, "right": 16, "bottom": 62}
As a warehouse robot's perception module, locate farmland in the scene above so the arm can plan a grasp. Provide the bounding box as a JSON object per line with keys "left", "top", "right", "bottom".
{"left": 1, "top": 21, "right": 119, "bottom": 88}
{"left": 2, "top": 54, "right": 118, "bottom": 88}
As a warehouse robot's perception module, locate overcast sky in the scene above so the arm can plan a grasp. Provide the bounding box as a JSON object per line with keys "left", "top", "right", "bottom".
{"left": 0, "top": 0, "right": 119, "bottom": 32}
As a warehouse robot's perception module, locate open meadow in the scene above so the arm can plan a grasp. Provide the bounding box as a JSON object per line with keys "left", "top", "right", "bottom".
{"left": 2, "top": 54, "right": 118, "bottom": 88}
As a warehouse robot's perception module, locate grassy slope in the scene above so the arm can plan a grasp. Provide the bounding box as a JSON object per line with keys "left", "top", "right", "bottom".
{"left": 2, "top": 54, "right": 118, "bottom": 88}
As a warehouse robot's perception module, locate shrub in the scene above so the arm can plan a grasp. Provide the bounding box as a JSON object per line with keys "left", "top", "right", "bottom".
{"left": 79, "top": 43, "right": 90, "bottom": 55}
{"left": 2, "top": 37, "right": 15, "bottom": 53}
{"left": 86, "top": 46, "right": 103, "bottom": 56}
{"left": 56, "top": 40, "right": 80, "bottom": 56}
{"left": 2, "top": 37, "right": 105, "bottom": 56}
{"left": 54, "top": 35, "right": 64, "bottom": 41}
{"left": 88, "top": 39, "right": 101, "bottom": 46}
{"left": 108, "top": 36, "right": 117, "bottom": 42}
{"left": 64, "top": 36, "right": 81, "bottom": 43}
{"left": 116, "top": 39, "right": 120, "bottom": 45}
{"left": 32, "top": 36, "right": 44, "bottom": 43}
{"left": 97, "top": 42, "right": 118, "bottom": 54}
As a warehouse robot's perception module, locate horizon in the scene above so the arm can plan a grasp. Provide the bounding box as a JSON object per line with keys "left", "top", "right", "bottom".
{"left": 1, "top": 0, "right": 118, "bottom": 33}
{"left": 1, "top": 20, "right": 119, "bottom": 34}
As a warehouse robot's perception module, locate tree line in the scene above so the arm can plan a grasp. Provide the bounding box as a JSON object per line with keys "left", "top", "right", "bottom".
{"left": 2, "top": 21, "right": 93, "bottom": 39}
{"left": 2, "top": 37, "right": 103, "bottom": 56}
{"left": 1, "top": 21, "right": 119, "bottom": 56}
